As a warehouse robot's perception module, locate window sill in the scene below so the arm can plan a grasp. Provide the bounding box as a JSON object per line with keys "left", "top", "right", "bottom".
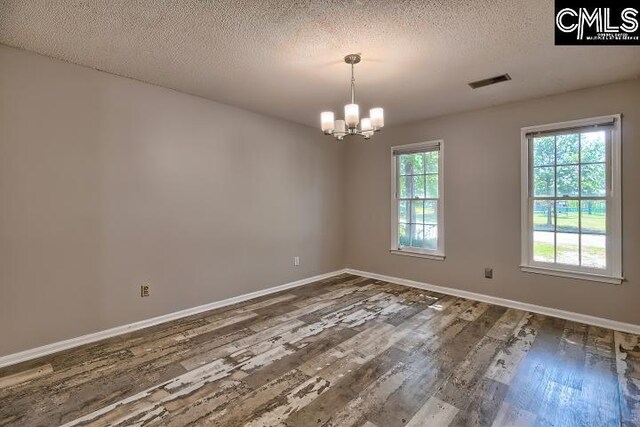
{"left": 520, "top": 265, "right": 623, "bottom": 285}
{"left": 390, "top": 249, "right": 445, "bottom": 261}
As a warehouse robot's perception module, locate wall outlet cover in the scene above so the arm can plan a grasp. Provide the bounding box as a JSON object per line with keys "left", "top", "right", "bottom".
{"left": 140, "top": 284, "right": 150, "bottom": 297}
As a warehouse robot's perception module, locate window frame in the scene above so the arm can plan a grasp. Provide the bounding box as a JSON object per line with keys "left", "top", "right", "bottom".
{"left": 520, "top": 114, "right": 623, "bottom": 284}
{"left": 390, "top": 140, "right": 445, "bottom": 260}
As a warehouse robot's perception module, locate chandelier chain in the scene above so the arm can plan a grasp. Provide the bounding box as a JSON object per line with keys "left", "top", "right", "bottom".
{"left": 350, "top": 62, "right": 356, "bottom": 104}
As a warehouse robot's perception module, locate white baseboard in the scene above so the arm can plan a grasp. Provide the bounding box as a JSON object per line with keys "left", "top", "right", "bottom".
{"left": 345, "top": 268, "right": 640, "bottom": 335}
{"left": 0, "top": 269, "right": 348, "bottom": 369}
{"left": 4, "top": 267, "right": 637, "bottom": 369}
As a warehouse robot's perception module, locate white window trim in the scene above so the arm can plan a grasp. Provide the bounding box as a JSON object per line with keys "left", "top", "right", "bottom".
{"left": 390, "top": 140, "right": 445, "bottom": 260}
{"left": 520, "top": 114, "right": 623, "bottom": 284}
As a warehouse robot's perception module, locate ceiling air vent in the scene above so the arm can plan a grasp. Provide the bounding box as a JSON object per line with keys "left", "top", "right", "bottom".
{"left": 468, "top": 74, "right": 511, "bottom": 89}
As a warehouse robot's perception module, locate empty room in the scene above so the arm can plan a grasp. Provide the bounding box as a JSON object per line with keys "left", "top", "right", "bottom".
{"left": 1, "top": 1, "right": 639, "bottom": 426}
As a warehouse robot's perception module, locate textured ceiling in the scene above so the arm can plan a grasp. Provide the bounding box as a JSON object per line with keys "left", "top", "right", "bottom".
{"left": 1, "top": 0, "right": 639, "bottom": 127}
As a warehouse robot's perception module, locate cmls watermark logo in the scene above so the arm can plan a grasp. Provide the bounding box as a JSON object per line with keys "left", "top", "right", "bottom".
{"left": 555, "top": 1, "right": 639, "bottom": 45}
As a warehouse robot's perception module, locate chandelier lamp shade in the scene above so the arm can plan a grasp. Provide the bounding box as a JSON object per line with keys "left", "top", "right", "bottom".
{"left": 320, "top": 54, "right": 384, "bottom": 140}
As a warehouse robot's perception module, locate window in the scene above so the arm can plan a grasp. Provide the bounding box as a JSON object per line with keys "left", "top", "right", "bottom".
{"left": 520, "top": 115, "right": 622, "bottom": 284}
{"left": 391, "top": 140, "right": 444, "bottom": 259}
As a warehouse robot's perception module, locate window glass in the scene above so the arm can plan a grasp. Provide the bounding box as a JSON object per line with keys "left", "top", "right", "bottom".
{"left": 394, "top": 145, "right": 442, "bottom": 255}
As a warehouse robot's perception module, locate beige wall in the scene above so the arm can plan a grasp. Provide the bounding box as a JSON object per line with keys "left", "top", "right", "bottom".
{"left": 0, "top": 45, "right": 345, "bottom": 356}
{"left": 345, "top": 78, "right": 640, "bottom": 325}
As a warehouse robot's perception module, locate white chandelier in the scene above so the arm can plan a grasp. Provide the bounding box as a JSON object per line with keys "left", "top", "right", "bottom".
{"left": 320, "top": 53, "right": 384, "bottom": 140}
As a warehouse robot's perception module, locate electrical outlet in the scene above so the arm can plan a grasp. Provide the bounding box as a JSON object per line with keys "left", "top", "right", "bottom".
{"left": 294, "top": 256, "right": 300, "bottom": 267}
{"left": 140, "top": 284, "right": 150, "bottom": 297}
{"left": 484, "top": 268, "right": 493, "bottom": 279}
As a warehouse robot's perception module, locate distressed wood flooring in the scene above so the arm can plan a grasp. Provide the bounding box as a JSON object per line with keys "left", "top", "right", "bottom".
{"left": 1, "top": 273, "right": 639, "bottom": 426}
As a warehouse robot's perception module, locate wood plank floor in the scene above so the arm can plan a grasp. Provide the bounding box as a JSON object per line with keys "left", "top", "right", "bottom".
{"left": 1, "top": 274, "right": 639, "bottom": 426}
